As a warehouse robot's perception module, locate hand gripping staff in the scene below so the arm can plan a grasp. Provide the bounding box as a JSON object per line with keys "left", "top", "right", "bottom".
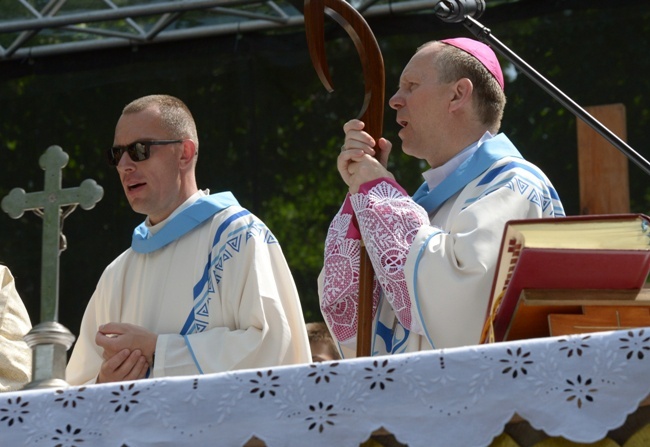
{"left": 304, "top": 0, "right": 385, "bottom": 357}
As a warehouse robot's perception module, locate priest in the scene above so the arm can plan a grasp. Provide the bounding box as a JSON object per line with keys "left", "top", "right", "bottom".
{"left": 66, "top": 95, "right": 310, "bottom": 384}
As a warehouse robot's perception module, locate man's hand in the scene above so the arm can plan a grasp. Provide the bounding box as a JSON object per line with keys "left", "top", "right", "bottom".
{"left": 95, "top": 323, "right": 158, "bottom": 380}
{"left": 339, "top": 119, "right": 393, "bottom": 193}
{"left": 96, "top": 348, "right": 149, "bottom": 384}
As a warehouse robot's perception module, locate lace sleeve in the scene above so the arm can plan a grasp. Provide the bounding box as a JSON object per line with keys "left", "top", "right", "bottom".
{"left": 350, "top": 179, "right": 430, "bottom": 331}
{"left": 320, "top": 195, "right": 378, "bottom": 343}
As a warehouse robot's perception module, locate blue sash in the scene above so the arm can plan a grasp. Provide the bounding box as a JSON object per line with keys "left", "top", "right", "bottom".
{"left": 131, "top": 192, "right": 240, "bottom": 254}
{"left": 411, "top": 134, "right": 522, "bottom": 213}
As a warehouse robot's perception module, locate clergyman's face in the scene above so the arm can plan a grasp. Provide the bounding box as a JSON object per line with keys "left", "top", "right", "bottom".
{"left": 113, "top": 107, "right": 185, "bottom": 225}
{"left": 388, "top": 43, "right": 453, "bottom": 166}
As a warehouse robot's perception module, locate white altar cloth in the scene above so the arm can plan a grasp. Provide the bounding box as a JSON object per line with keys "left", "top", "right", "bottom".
{"left": 2, "top": 328, "right": 649, "bottom": 447}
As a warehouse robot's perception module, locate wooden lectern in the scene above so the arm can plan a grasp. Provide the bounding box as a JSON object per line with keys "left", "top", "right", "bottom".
{"left": 502, "top": 288, "right": 650, "bottom": 340}
{"left": 485, "top": 104, "right": 650, "bottom": 343}
{"left": 550, "top": 103, "right": 650, "bottom": 337}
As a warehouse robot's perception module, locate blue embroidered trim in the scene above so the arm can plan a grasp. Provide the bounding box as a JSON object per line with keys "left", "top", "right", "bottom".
{"left": 412, "top": 134, "right": 522, "bottom": 213}
{"left": 392, "top": 327, "right": 410, "bottom": 354}
{"left": 131, "top": 192, "right": 239, "bottom": 254}
{"left": 181, "top": 210, "right": 252, "bottom": 336}
{"left": 375, "top": 320, "right": 393, "bottom": 353}
{"left": 371, "top": 292, "right": 385, "bottom": 356}
{"left": 212, "top": 210, "right": 251, "bottom": 247}
{"left": 477, "top": 161, "right": 561, "bottom": 202}
{"left": 183, "top": 335, "right": 204, "bottom": 374}
{"left": 412, "top": 229, "right": 443, "bottom": 350}
{"left": 372, "top": 293, "right": 410, "bottom": 355}
{"left": 466, "top": 161, "right": 565, "bottom": 217}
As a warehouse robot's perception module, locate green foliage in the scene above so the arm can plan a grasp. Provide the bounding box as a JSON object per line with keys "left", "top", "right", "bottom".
{"left": 1, "top": 1, "right": 649, "bottom": 336}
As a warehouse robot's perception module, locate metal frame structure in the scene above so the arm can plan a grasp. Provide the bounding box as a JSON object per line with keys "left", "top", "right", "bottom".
{"left": 0, "top": 0, "right": 447, "bottom": 61}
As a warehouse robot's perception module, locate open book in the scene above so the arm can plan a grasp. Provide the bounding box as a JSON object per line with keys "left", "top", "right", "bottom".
{"left": 481, "top": 214, "right": 650, "bottom": 343}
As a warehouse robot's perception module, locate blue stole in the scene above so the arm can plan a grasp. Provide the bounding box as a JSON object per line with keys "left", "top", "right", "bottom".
{"left": 411, "top": 134, "right": 522, "bottom": 213}
{"left": 131, "top": 192, "right": 240, "bottom": 254}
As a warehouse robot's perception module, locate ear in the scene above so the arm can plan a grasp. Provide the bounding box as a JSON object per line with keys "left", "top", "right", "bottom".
{"left": 448, "top": 78, "right": 473, "bottom": 113}
{"left": 179, "top": 139, "right": 197, "bottom": 169}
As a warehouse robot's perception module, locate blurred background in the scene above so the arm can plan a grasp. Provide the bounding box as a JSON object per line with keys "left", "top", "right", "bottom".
{"left": 1, "top": 0, "right": 649, "bottom": 342}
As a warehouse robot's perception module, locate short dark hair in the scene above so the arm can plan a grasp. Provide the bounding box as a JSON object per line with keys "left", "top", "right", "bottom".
{"left": 122, "top": 94, "right": 199, "bottom": 152}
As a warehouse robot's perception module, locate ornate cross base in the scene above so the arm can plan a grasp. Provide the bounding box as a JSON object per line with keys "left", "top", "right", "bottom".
{"left": 23, "top": 321, "right": 76, "bottom": 389}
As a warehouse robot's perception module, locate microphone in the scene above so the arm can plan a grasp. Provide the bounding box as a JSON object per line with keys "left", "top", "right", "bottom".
{"left": 434, "top": 0, "right": 485, "bottom": 23}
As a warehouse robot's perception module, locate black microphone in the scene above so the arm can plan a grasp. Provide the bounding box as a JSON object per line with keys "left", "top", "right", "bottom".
{"left": 434, "top": 0, "right": 485, "bottom": 23}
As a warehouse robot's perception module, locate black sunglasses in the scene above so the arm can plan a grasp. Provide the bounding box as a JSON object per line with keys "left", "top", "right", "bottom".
{"left": 107, "top": 140, "right": 183, "bottom": 166}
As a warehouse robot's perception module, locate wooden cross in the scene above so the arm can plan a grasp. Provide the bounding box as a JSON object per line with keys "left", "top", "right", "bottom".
{"left": 1, "top": 145, "right": 103, "bottom": 323}
{"left": 577, "top": 103, "right": 630, "bottom": 215}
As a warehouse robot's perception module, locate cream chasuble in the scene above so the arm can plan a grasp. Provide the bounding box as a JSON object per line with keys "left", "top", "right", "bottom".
{"left": 0, "top": 266, "right": 32, "bottom": 391}
{"left": 67, "top": 191, "right": 310, "bottom": 385}
{"left": 320, "top": 134, "right": 566, "bottom": 357}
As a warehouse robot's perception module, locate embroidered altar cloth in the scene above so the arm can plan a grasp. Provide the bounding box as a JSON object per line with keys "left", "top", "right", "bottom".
{"left": 2, "top": 328, "right": 649, "bottom": 446}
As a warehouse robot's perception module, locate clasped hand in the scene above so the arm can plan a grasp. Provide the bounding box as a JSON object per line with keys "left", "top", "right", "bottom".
{"left": 339, "top": 119, "right": 394, "bottom": 194}
{"left": 95, "top": 322, "right": 158, "bottom": 383}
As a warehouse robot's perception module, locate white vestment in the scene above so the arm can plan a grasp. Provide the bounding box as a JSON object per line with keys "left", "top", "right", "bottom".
{"left": 320, "top": 134, "right": 566, "bottom": 357}
{"left": 0, "top": 266, "right": 32, "bottom": 391}
{"left": 67, "top": 191, "right": 310, "bottom": 385}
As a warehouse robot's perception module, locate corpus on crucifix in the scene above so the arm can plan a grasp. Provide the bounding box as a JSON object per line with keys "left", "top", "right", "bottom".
{"left": 1, "top": 145, "right": 103, "bottom": 389}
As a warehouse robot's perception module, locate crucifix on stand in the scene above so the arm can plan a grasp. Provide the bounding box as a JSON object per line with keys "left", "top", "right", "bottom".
{"left": 2, "top": 145, "right": 103, "bottom": 389}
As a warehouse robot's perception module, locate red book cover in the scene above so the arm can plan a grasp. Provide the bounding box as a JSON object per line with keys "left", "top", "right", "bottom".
{"left": 492, "top": 248, "right": 650, "bottom": 342}
{"left": 482, "top": 214, "right": 650, "bottom": 343}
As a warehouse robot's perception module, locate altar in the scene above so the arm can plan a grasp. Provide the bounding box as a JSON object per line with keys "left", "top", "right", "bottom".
{"left": 2, "top": 327, "right": 649, "bottom": 446}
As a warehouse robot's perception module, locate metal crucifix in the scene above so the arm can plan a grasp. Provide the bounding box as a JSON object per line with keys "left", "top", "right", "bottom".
{"left": 304, "top": 0, "right": 385, "bottom": 357}
{"left": 2, "top": 145, "right": 103, "bottom": 388}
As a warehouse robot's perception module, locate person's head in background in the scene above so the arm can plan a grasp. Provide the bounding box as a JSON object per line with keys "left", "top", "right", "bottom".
{"left": 306, "top": 322, "right": 341, "bottom": 362}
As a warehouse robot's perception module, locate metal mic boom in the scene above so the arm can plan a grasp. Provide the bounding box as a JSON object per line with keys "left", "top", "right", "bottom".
{"left": 435, "top": 0, "right": 485, "bottom": 23}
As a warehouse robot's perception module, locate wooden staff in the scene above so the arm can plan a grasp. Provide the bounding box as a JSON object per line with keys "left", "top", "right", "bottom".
{"left": 304, "top": 0, "right": 385, "bottom": 357}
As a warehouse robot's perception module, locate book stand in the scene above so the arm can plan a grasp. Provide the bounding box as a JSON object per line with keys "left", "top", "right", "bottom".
{"left": 549, "top": 305, "right": 650, "bottom": 337}
{"left": 502, "top": 288, "right": 650, "bottom": 341}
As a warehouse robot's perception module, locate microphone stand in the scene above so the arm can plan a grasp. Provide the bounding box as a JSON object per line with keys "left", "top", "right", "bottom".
{"left": 461, "top": 15, "right": 650, "bottom": 177}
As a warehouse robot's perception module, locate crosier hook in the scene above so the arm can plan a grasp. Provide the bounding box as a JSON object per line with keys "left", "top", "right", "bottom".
{"left": 304, "top": 0, "right": 385, "bottom": 357}
{"left": 304, "top": 0, "right": 384, "bottom": 143}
